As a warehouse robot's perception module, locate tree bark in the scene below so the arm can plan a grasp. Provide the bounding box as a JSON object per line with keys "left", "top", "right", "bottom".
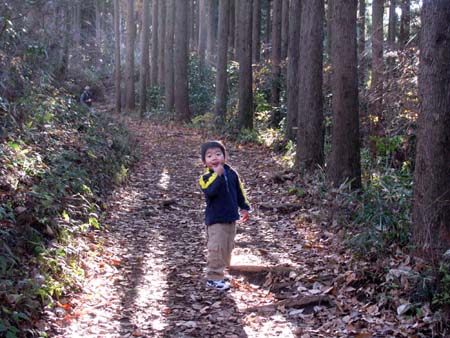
{"left": 194, "top": 0, "right": 200, "bottom": 50}
{"left": 237, "top": 0, "right": 254, "bottom": 129}
{"left": 198, "top": 0, "right": 208, "bottom": 69}
{"left": 165, "top": 0, "right": 175, "bottom": 112}
{"left": 399, "top": 0, "right": 410, "bottom": 47}
{"left": 296, "top": 0, "right": 324, "bottom": 170}
{"left": 387, "top": 0, "right": 397, "bottom": 48}
{"left": 114, "top": 0, "right": 121, "bottom": 113}
{"left": 125, "top": 0, "right": 136, "bottom": 111}
{"left": 412, "top": 0, "right": 450, "bottom": 261}
{"left": 190, "top": 0, "right": 196, "bottom": 50}
{"left": 95, "top": 0, "right": 102, "bottom": 67}
{"left": 281, "top": 0, "right": 289, "bottom": 59}
{"left": 270, "top": 0, "right": 282, "bottom": 125}
{"left": 158, "top": 0, "right": 166, "bottom": 87}
{"left": 286, "top": 0, "right": 301, "bottom": 141}
{"left": 139, "top": 0, "right": 150, "bottom": 117}
{"left": 326, "top": 0, "right": 333, "bottom": 59}
{"left": 252, "top": 0, "right": 262, "bottom": 63}
{"left": 58, "top": 7, "right": 71, "bottom": 80}
{"left": 150, "top": 0, "right": 159, "bottom": 87}
{"left": 229, "top": 0, "right": 236, "bottom": 59}
{"left": 358, "top": 0, "right": 366, "bottom": 90}
{"left": 328, "top": 0, "right": 361, "bottom": 189}
{"left": 265, "top": 0, "right": 272, "bottom": 45}
{"left": 370, "top": 0, "right": 384, "bottom": 133}
{"left": 206, "top": 0, "right": 216, "bottom": 63}
{"left": 174, "top": 0, "right": 191, "bottom": 121}
{"left": 214, "top": 0, "right": 230, "bottom": 120}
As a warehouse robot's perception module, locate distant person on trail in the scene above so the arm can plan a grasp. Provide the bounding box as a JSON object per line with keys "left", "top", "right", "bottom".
{"left": 199, "top": 140, "right": 250, "bottom": 291}
{"left": 80, "top": 86, "right": 93, "bottom": 108}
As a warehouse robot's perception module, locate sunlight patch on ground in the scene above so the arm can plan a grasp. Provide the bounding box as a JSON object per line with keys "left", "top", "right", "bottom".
{"left": 231, "top": 249, "right": 266, "bottom": 266}
{"left": 55, "top": 183, "right": 174, "bottom": 337}
{"left": 157, "top": 168, "right": 171, "bottom": 190}
{"left": 243, "top": 313, "right": 298, "bottom": 338}
{"left": 134, "top": 255, "right": 170, "bottom": 333}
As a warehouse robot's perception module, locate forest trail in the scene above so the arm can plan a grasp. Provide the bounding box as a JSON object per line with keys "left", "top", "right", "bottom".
{"left": 45, "top": 113, "right": 415, "bottom": 337}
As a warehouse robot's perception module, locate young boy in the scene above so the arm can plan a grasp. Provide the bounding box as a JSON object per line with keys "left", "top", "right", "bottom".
{"left": 199, "top": 140, "right": 250, "bottom": 291}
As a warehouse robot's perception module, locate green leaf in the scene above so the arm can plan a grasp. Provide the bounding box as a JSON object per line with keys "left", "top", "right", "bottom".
{"left": 7, "top": 142, "right": 20, "bottom": 151}
{"left": 89, "top": 217, "right": 100, "bottom": 230}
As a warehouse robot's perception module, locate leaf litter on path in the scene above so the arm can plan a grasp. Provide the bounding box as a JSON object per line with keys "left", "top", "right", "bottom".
{"left": 45, "top": 115, "right": 435, "bottom": 337}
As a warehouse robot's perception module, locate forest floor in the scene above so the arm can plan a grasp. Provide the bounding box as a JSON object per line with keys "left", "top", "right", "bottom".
{"left": 44, "top": 108, "right": 435, "bottom": 338}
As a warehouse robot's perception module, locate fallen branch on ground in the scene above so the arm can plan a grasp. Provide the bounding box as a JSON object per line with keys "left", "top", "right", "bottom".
{"left": 245, "top": 295, "right": 331, "bottom": 313}
{"left": 229, "top": 265, "right": 293, "bottom": 274}
{"left": 258, "top": 202, "right": 302, "bottom": 213}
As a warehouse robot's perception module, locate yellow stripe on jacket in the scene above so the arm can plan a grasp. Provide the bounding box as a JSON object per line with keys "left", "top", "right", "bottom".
{"left": 199, "top": 171, "right": 218, "bottom": 189}
{"left": 239, "top": 179, "right": 250, "bottom": 206}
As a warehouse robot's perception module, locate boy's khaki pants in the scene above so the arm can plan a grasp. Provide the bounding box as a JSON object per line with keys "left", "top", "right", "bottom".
{"left": 206, "top": 222, "right": 236, "bottom": 281}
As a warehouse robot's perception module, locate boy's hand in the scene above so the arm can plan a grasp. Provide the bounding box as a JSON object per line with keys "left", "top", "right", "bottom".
{"left": 213, "top": 164, "right": 224, "bottom": 176}
{"left": 240, "top": 209, "right": 249, "bottom": 222}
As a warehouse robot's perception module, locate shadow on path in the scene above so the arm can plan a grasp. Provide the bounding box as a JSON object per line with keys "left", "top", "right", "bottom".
{"left": 109, "top": 122, "right": 248, "bottom": 337}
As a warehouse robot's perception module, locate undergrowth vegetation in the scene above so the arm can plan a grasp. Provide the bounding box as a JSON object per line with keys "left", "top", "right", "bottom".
{"left": 0, "top": 83, "right": 139, "bottom": 336}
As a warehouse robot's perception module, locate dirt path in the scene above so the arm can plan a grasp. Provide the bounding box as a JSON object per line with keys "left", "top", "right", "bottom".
{"left": 46, "top": 116, "right": 421, "bottom": 337}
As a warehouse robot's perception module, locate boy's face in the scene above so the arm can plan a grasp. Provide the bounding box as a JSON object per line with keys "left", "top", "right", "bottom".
{"left": 204, "top": 147, "right": 225, "bottom": 171}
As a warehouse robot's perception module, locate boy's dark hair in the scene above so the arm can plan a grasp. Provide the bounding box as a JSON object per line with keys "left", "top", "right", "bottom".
{"left": 201, "top": 140, "right": 226, "bottom": 161}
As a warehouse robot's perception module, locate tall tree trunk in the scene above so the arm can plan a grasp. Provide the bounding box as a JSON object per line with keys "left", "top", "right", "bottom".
{"left": 71, "top": 2, "right": 81, "bottom": 69}
{"left": 328, "top": 0, "right": 361, "bottom": 189}
{"left": 190, "top": 0, "right": 196, "bottom": 50}
{"left": 326, "top": 0, "right": 333, "bottom": 59}
{"left": 281, "top": 0, "right": 289, "bottom": 59}
{"left": 194, "top": 0, "right": 200, "bottom": 51}
{"left": 358, "top": 0, "right": 366, "bottom": 90}
{"left": 165, "top": 0, "right": 175, "bottom": 112}
{"left": 58, "top": 7, "right": 71, "bottom": 80}
{"left": 229, "top": 0, "right": 236, "bottom": 59}
{"left": 206, "top": 0, "right": 216, "bottom": 63}
{"left": 114, "top": 0, "right": 121, "bottom": 113}
{"left": 95, "top": 0, "right": 102, "bottom": 67}
{"left": 150, "top": 0, "right": 159, "bottom": 87}
{"left": 387, "top": 0, "right": 397, "bottom": 48}
{"left": 237, "top": 0, "right": 253, "bottom": 129}
{"left": 265, "top": 0, "right": 272, "bottom": 45}
{"left": 73, "top": 3, "right": 81, "bottom": 49}
{"left": 252, "top": 0, "right": 261, "bottom": 63}
{"left": 412, "top": 0, "right": 450, "bottom": 261}
{"left": 286, "top": 0, "right": 301, "bottom": 141}
{"left": 296, "top": 0, "right": 324, "bottom": 170}
{"left": 174, "top": 0, "right": 191, "bottom": 121}
{"left": 125, "top": 0, "right": 136, "bottom": 111}
{"left": 370, "top": 0, "right": 384, "bottom": 135}
{"left": 235, "top": 0, "right": 240, "bottom": 59}
{"left": 158, "top": 0, "right": 166, "bottom": 87}
{"left": 214, "top": 0, "right": 230, "bottom": 120}
{"left": 270, "top": 0, "right": 282, "bottom": 125}
{"left": 198, "top": 0, "right": 208, "bottom": 69}
{"left": 139, "top": 0, "right": 150, "bottom": 117}
{"left": 399, "top": 0, "right": 410, "bottom": 47}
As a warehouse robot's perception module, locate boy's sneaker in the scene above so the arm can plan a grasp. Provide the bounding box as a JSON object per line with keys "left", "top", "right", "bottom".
{"left": 206, "top": 279, "right": 230, "bottom": 291}
{"left": 223, "top": 275, "right": 232, "bottom": 282}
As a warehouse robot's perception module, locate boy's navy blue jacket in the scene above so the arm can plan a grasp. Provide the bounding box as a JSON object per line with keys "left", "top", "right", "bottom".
{"left": 199, "top": 164, "right": 250, "bottom": 226}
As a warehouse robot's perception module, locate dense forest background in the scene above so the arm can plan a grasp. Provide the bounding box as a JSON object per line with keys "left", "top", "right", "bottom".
{"left": 0, "top": 0, "right": 449, "bottom": 336}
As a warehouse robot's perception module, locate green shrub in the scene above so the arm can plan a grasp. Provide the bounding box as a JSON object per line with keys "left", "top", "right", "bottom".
{"left": 345, "top": 151, "right": 413, "bottom": 255}
{"left": 0, "top": 85, "right": 139, "bottom": 334}
{"left": 433, "top": 263, "right": 450, "bottom": 309}
{"left": 188, "top": 54, "right": 215, "bottom": 116}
